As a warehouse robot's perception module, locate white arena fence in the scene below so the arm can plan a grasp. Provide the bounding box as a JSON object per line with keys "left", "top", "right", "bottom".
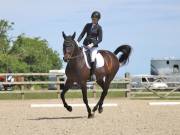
{"left": 0, "top": 73, "right": 180, "bottom": 99}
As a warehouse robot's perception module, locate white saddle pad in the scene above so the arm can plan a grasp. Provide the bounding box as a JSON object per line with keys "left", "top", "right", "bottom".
{"left": 82, "top": 48, "right": 104, "bottom": 69}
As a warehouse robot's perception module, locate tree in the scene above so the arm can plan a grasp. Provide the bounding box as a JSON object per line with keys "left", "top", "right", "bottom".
{"left": 9, "top": 34, "right": 62, "bottom": 73}
{"left": 0, "top": 19, "right": 62, "bottom": 73}
{"left": 0, "top": 54, "right": 28, "bottom": 73}
{"left": 0, "top": 20, "right": 14, "bottom": 54}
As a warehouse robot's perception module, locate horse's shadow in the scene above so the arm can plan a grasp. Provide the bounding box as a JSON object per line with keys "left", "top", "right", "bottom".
{"left": 28, "top": 116, "right": 86, "bottom": 120}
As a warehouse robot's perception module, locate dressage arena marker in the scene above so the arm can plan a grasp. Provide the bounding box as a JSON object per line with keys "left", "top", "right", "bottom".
{"left": 149, "top": 102, "right": 180, "bottom": 106}
{"left": 31, "top": 103, "right": 118, "bottom": 108}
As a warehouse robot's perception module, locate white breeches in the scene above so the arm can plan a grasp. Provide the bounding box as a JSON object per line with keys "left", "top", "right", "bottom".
{"left": 90, "top": 47, "right": 98, "bottom": 62}
{"left": 83, "top": 46, "right": 98, "bottom": 62}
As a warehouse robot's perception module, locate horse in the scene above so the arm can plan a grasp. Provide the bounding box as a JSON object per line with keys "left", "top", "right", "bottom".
{"left": 61, "top": 32, "right": 132, "bottom": 118}
{"left": 0, "top": 75, "right": 24, "bottom": 91}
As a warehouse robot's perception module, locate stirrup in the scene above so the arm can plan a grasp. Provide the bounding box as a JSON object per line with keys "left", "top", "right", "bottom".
{"left": 89, "top": 74, "right": 96, "bottom": 81}
{"left": 92, "top": 74, "right": 96, "bottom": 81}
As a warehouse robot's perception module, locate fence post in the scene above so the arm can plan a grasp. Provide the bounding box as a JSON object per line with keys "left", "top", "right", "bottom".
{"left": 125, "top": 72, "right": 131, "bottom": 98}
{"left": 126, "top": 82, "right": 131, "bottom": 97}
{"left": 20, "top": 76, "right": 25, "bottom": 91}
{"left": 20, "top": 76, "right": 25, "bottom": 100}
{"left": 56, "top": 75, "right": 60, "bottom": 99}
{"left": 21, "top": 89, "right": 25, "bottom": 100}
{"left": 93, "top": 82, "right": 97, "bottom": 98}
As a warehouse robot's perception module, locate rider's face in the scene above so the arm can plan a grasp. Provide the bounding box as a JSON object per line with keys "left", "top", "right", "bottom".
{"left": 92, "top": 17, "right": 98, "bottom": 24}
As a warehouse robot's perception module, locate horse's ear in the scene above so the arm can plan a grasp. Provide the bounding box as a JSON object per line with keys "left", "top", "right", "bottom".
{"left": 72, "top": 32, "right": 76, "bottom": 40}
{"left": 62, "top": 31, "right": 66, "bottom": 39}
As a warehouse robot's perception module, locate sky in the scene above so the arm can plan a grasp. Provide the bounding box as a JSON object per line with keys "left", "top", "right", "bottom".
{"left": 0, "top": 0, "right": 180, "bottom": 77}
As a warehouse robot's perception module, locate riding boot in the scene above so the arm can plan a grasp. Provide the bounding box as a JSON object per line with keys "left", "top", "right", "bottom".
{"left": 89, "top": 62, "right": 96, "bottom": 81}
{"left": 86, "top": 49, "right": 91, "bottom": 64}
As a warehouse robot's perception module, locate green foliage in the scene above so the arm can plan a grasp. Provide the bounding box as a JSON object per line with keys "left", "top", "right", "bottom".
{"left": 0, "top": 54, "right": 28, "bottom": 73}
{"left": 0, "top": 19, "right": 62, "bottom": 73}
{"left": 9, "top": 35, "right": 62, "bottom": 72}
{"left": 0, "top": 20, "right": 14, "bottom": 54}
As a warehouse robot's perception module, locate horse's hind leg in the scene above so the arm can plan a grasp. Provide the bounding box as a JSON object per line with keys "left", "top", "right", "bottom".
{"left": 61, "top": 79, "right": 73, "bottom": 112}
{"left": 93, "top": 79, "right": 110, "bottom": 113}
{"left": 92, "top": 80, "right": 104, "bottom": 112}
{"left": 98, "top": 84, "right": 109, "bottom": 113}
{"left": 80, "top": 83, "right": 94, "bottom": 118}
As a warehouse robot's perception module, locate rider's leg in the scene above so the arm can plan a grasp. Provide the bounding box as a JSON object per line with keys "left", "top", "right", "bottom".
{"left": 90, "top": 47, "right": 98, "bottom": 80}
{"left": 91, "top": 47, "right": 98, "bottom": 62}
{"left": 83, "top": 46, "right": 91, "bottom": 64}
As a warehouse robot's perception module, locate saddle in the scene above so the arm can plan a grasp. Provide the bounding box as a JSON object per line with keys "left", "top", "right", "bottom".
{"left": 82, "top": 47, "right": 104, "bottom": 69}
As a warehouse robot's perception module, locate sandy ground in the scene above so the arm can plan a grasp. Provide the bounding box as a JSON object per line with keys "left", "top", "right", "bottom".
{"left": 0, "top": 98, "right": 180, "bottom": 135}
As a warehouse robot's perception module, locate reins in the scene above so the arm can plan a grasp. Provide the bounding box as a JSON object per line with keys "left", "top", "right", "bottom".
{"left": 66, "top": 53, "right": 83, "bottom": 60}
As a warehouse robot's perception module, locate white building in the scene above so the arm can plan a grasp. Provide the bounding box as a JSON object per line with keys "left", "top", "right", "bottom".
{"left": 151, "top": 58, "right": 180, "bottom": 75}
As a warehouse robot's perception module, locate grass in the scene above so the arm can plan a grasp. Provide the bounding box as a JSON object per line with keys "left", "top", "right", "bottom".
{"left": 129, "top": 92, "right": 180, "bottom": 100}
{"left": 0, "top": 93, "right": 22, "bottom": 100}
{"left": 0, "top": 89, "right": 127, "bottom": 100}
{"left": 1, "top": 89, "right": 180, "bottom": 100}
{"left": 24, "top": 92, "right": 58, "bottom": 99}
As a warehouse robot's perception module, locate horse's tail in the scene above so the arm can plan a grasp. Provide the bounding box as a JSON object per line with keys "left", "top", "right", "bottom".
{"left": 113, "top": 44, "right": 132, "bottom": 66}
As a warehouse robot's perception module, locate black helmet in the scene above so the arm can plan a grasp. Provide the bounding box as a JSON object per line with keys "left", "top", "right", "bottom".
{"left": 91, "top": 11, "right": 101, "bottom": 19}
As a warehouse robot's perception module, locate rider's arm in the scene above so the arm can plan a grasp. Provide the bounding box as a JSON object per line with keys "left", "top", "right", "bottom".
{"left": 77, "top": 24, "right": 87, "bottom": 42}
{"left": 93, "top": 26, "right": 102, "bottom": 46}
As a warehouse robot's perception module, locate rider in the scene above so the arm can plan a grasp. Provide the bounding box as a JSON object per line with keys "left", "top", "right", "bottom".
{"left": 77, "top": 11, "right": 103, "bottom": 80}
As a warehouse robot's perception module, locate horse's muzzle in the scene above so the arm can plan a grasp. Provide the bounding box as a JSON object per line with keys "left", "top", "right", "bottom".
{"left": 63, "top": 57, "right": 68, "bottom": 62}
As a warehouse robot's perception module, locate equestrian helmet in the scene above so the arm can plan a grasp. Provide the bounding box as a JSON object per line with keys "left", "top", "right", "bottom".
{"left": 91, "top": 11, "right": 101, "bottom": 19}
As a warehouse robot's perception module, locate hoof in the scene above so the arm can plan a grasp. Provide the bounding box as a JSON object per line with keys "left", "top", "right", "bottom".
{"left": 66, "top": 105, "right": 72, "bottom": 112}
{"left": 88, "top": 113, "right": 94, "bottom": 119}
{"left": 92, "top": 106, "right": 98, "bottom": 112}
{"left": 98, "top": 107, "right": 103, "bottom": 114}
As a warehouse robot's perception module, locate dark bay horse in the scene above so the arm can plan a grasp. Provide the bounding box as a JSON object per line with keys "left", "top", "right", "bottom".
{"left": 61, "top": 32, "right": 132, "bottom": 118}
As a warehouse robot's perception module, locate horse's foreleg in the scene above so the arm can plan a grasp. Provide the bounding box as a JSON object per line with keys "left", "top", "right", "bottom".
{"left": 80, "top": 84, "right": 94, "bottom": 118}
{"left": 3, "top": 85, "right": 8, "bottom": 91}
{"left": 61, "top": 79, "right": 72, "bottom": 112}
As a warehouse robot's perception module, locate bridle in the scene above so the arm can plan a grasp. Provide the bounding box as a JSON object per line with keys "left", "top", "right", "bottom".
{"left": 63, "top": 40, "right": 83, "bottom": 61}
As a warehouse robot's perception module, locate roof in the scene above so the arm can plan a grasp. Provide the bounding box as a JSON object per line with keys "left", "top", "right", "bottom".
{"left": 151, "top": 57, "right": 180, "bottom": 61}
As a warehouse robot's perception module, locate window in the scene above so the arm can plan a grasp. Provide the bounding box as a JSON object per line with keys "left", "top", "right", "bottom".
{"left": 173, "top": 65, "right": 179, "bottom": 73}
{"left": 142, "top": 77, "right": 147, "bottom": 82}
{"left": 148, "top": 78, "right": 154, "bottom": 82}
